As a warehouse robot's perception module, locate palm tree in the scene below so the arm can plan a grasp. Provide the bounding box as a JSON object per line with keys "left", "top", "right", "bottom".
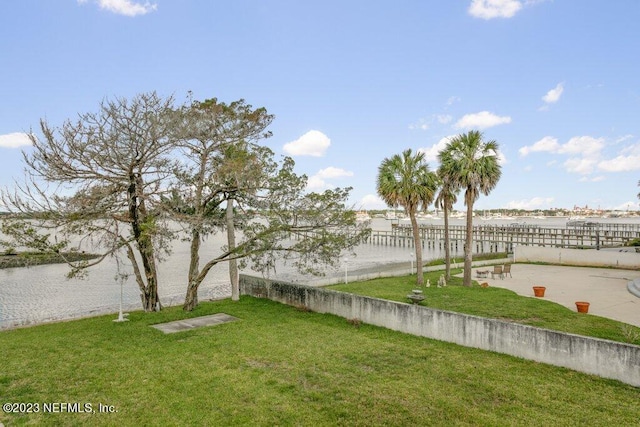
{"left": 434, "top": 172, "right": 458, "bottom": 281}
{"left": 438, "top": 130, "right": 502, "bottom": 287}
{"left": 377, "top": 149, "right": 439, "bottom": 285}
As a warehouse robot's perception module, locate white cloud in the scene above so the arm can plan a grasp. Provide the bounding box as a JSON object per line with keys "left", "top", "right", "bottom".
{"left": 283, "top": 130, "right": 331, "bottom": 157}
{"left": 305, "top": 175, "right": 328, "bottom": 192}
{"left": 0, "top": 132, "right": 33, "bottom": 148}
{"left": 542, "top": 83, "right": 564, "bottom": 104}
{"left": 418, "top": 136, "right": 453, "bottom": 163}
{"left": 454, "top": 111, "right": 512, "bottom": 129}
{"left": 316, "top": 167, "right": 354, "bottom": 179}
{"left": 446, "top": 96, "right": 460, "bottom": 106}
{"left": 557, "top": 136, "right": 604, "bottom": 157}
{"left": 579, "top": 175, "right": 606, "bottom": 182}
{"left": 359, "top": 194, "right": 387, "bottom": 210}
{"left": 468, "top": 0, "right": 523, "bottom": 19}
{"left": 519, "top": 136, "right": 604, "bottom": 173}
{"left": 306, "top": 166, "right": 354, "bottom": 192}
{"left": 519, "top": 136, "right": 559, "bottom": 157}
{"left": 615, "top": 134, "right": 634, "bottom": 144}
{"left": 598, "top": 155, "right": 640, "bottom": 172}
{"left": 504, "top": 197, "right": 554, "bottom": 210}
{"left": 80, "top": 0, "right": 157, "bottom": 17}
{"left": 619, "top": 142, "right": 640, "bottom": 156}
{"left": 564, "top": 157, "right": 597, "bottom": 175}
{"left": 437, "top": 114, "right": 452, "bottom": 124}
{"left": 408, "top": 118, "right": 429, "bottom": 131}
{"left": 496, "top": 150, "right": 508, "bottom": 166}
{"left": 611, "top": 201, "right": 640, "bottom": 211}
{"left": 409, "top": 114, "right": 454, "bottom": 130}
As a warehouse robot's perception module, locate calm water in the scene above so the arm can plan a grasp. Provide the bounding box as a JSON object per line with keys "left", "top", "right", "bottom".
{"left": 0, "top": 216, "right": 637, "bottom": 329}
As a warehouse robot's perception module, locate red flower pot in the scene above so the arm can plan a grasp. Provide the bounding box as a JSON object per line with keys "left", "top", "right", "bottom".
{"left": 575, "top": 301, "right": 590, "bottom": 313}
{"left": 533, "top": 286, "right": 546, "bottom": 297}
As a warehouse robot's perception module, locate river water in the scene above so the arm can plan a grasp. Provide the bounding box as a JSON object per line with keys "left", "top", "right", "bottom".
{"left": 0, "top": 216, "right": 637, "bottom": 329}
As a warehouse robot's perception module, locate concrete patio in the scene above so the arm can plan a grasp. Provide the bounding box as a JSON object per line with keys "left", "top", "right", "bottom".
{"left": 470, "top": 264, "right": 640, "bottom": 327}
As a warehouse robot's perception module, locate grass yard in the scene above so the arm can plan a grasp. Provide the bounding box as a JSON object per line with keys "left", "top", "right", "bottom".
{"left": 326, "top": 269, "right": 640, "bottom": 345}
{"left": 1, "top": 296, "right": 639, "bottom": 426}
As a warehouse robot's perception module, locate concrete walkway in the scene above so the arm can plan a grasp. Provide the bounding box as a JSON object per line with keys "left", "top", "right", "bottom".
{"left": 151, "top": 313, "right": 239, "bottom": 333}
{"left": 471, "top": 264, "right": 640, "bottom": 327}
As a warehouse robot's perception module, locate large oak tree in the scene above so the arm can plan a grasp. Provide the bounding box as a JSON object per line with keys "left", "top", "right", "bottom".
{"left": 170, "top": 98, "right": 368, "bottom": 311}
{"left": 2, "top": 92, "right": 177, "bottom": 311}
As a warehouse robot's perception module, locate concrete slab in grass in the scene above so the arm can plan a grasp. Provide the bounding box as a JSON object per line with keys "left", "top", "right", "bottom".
{"left": 151, "top": 313, "right": 239, "bottom": 334}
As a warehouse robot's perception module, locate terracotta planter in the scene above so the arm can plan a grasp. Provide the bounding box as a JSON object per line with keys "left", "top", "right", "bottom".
{"left": 576, "top": 301, "right": 590, "bottom": 313}
{"left": 533, "top": 286, "right": 546, "bottom": 297}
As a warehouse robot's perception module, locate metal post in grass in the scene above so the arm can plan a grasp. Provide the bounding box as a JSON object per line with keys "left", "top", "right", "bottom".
{"left": 344, "top": 257, "right": 349, "bottom": 284}
{"left": 113, "top": 270, "right": 129, "bottom": 323}
{"left": 410, "top": 251, "right": 414, "bottom": 275}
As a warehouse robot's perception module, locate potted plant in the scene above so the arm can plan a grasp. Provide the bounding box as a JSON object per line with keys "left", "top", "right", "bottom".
{"left": 575, "top": 301, "right": 590, "bottom": 313}
{"left": 532, "top": 286, "right": 546, "bottom": 297}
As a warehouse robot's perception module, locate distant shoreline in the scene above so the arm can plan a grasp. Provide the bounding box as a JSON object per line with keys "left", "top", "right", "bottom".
{"left": 0, "top": 252, "right": 100, "bottom": 269}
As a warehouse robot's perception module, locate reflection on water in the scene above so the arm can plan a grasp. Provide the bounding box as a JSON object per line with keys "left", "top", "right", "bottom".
{"left": 1, "top": 217, "right": 636, "bottom": 329}
{"left": 0, "top": 228, "right": 233, "bottom": 329}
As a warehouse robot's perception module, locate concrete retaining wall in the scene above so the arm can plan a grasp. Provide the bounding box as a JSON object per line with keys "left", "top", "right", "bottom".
{"left": 515, "top": 245, "right": 640, "bottom": 269}
{"left": 240, "top": 274, "right": 640, "bottom": 387}
{"left": 629, "top": 279, "right": 640, "bottom": 298}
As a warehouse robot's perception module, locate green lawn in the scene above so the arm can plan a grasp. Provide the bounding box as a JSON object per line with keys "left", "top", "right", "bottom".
{"left": 1, "top": 297, "right": 639, "bottom": 426}
{"left": 326, "top": 269, "right": 640, "bottom": 345}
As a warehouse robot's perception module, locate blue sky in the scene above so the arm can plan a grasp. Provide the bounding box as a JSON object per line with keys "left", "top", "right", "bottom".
{"left": 1, "top": 0, "right": 639, "bottom": 211}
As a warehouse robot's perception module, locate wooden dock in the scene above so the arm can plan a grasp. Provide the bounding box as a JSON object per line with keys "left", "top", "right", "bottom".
{"left": 363, "top": 223, "right": 640, "bottom": 251}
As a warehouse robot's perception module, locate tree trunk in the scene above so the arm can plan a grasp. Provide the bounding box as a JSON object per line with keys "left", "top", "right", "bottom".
{"left": 128, "top": 172, "right": 161, "bottom": 311}
{"left": 183, "top": 257, "right": 223, "bottom": 311}
{"left": 183, "top": 280, "right": 199, "bottom": 311}
{"left": 463, "top": 190, "right": 474, "bottom": 287}
{"left": 183, "top": 227, "right": 201, "bottom": 311}
{"left": 226, "top": 199, "right": 239, "bottom": 301}
{"left": 124, "top": 242, "right": 157, "bottom": 312}
{"left": 136, "top": 228, "right": 160, "bottom": 311}
{"left": 183, "top": 151, "right": 208, "bottom": 312}
{"left": 443, "top": 203, "right": 451, "bottom": 281}
{"left": 188, "top": 227, "right": 201, "bottom": 287}
{"left": 409, "top": 210, "right": 423, "bottom": 286}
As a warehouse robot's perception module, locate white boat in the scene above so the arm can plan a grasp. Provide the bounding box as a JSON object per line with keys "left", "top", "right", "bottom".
{"left": 355, "top": 211, "right": 371, "bottom": 222}
{"left": 416, "top": 212, "right": 435, "bottom": 220}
